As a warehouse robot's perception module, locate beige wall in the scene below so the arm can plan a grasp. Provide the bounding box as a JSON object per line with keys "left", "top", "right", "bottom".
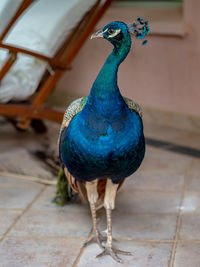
{"left": 57, "top": 0, "right": 200, "bottom": 117}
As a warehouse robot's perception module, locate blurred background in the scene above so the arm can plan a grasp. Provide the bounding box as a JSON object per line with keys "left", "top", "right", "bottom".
{"left": 55, "top": 0, "right": 200, "bottom": 131}
{"left": 0, "top": 0, "right": 199, "bottom": 133}
{"left": 0, "top": 1, "right": 200, "bottom": 266}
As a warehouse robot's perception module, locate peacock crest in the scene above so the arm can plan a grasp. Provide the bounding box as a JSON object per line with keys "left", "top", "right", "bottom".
{"left": 128, "top": 17, "right": 150, "bottom": 46}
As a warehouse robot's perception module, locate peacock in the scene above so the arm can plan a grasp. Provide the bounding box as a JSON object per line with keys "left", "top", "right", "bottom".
{"left": 57, "top": 19, "right": 150, "bottom": 262}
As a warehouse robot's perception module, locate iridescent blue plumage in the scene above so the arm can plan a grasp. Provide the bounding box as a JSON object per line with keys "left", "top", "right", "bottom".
{"left": 60, "top": 21, "right": 146, "bottom": 184}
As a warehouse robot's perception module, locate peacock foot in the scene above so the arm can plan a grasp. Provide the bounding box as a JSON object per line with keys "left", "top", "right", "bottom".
{"left": 83, "top": 228, "right": 106, "bottom": 249}
{"left": 96, "top": 246, "right": 132, "bottom": 263}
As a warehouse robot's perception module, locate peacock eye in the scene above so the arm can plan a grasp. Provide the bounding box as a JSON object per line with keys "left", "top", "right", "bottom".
{"left": 108, "top": 29, "right": 115, "bottom": 35}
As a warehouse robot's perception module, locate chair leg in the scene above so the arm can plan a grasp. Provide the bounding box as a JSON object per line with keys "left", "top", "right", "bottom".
{"left": 7, "top": 118, "right": 27, "bottom": 132}
{"left": 17, "top": 117, "right": 32, "bottom": 130}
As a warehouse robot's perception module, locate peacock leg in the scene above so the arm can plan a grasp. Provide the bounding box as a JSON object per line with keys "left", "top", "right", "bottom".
{"left": 96, "top": 179, "right": 132, "bottom": 263}
{"left": 84, "top": 180, "right": 105, "bottom": 248}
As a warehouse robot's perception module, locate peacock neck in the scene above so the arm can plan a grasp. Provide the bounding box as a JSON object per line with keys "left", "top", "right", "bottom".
{"left": 88, "top": 38, "right": 131, "bottom": 100}
{"left": 79, "top": 36, "right": 132, "bottom": 122}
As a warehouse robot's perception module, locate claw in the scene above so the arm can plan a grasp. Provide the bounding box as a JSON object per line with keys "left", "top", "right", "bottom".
{"left": 96, "top": 247, "right": 122, "bottom": 263}
{"left": 114, "top": 248, "right": 132, "bottom": 256}
{"left": 84, "top": 229, "right": 106, "bottom": 249}
{"left": 96, "top": 246, "right": 132, "bottom": 263}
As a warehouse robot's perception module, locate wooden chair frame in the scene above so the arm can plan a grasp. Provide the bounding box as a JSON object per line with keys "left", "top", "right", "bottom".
{"left": 0, "top": 0, "right": 113, "bottom": 130}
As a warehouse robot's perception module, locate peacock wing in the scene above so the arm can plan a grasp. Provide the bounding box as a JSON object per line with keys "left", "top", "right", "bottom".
{"left": 58, "top": 96, "right": 88, "bottom": 147}
{"left": 58, "top": 97, "right": 89, "bottom": 203}
{"left": 123, "top": 97, "right": 143, "bottom": 118}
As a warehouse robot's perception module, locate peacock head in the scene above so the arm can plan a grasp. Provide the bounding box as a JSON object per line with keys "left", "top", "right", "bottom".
{"left": 91, "top": 19, "right": 150, "bottom": 47}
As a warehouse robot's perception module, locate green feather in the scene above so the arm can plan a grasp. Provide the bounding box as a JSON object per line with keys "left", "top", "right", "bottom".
{"left": 53, "top": 168, "right": 76, "bottom": 206}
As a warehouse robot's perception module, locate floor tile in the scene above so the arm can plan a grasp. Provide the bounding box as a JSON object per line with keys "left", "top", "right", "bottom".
{"left": 0, "top": 174, "right": 44, "bottom": 188}
{"left": 9, "top": 209, "right": 91, "bottom": 238}
{"left": 189, "top": 159, "right": 200, "bottom": 175}
{"left": 122, "top": 172, "right": 185, "bottom": 192}
{"left": 180, "top": 191, "right": 200, "bottom": 213}
{"left": 174, "top": 242, "right": 200, "bottom": 267}
{"left": 141, "top": 147, "right": 191, "bottom": 175}
{"left": 179, "top": 214, "right": 200, "bottom": 240}
{"left": 0, "top": 237, "right": 82, "bottom": 267}
{"left": 187, "top": 175, "right": 200, "bottom": 192}
{"left": 0, "top": 148, "right": 54, "bottom": 179}
{"left": 0, "top": 185, "right": 44, "bottom": 209}
{"left": 99, "top": 212, "right": 177, "bottom": 240}
{"left": 186, "top": 159, "right": 200, "bottom": 191}
{"left": 0, "top": 119, "right": 58, "bottom": 179}
{"left": 77, "top": 241, "right": 172, "bottom": 267}
{"left": 116, "top": 190, "right": 181, "bottom": 214}
{"left": 0, "top": 210, "right": 22, "bottom": 235}
{"left": 31, "top": 185, "right": 88, "bottom": 212}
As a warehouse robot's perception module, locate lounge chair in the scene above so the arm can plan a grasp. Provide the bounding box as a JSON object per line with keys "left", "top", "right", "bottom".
{"left": 0, "top": 0, "right": 112, "bottom": 131}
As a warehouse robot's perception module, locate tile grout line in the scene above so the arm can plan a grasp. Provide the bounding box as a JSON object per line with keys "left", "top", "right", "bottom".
{"left": 169, "top": 159, "right": 193, "bottom": 267}
{"left": 0, "top": 185, "right": 47, "bottom": 244}
{"left": 4, "top": 235, "right": 174, "bottom": 243}
{"left": 117, "top": 238, "right": 200, "bottom": 244}
{"left": 0, "top": 208, "right": 24, "bottom": 212}
{"left": 6, "top": 235, "right": 86, "bottom": 240}
{"left": 72, "top": 245, "right": 87, "bottom": 267}
{"left": 169, "top": 209, "right": 183, "bottom": 267}
{"left": 72, "top": 209, "right": 104, "bottom": 266}
{"left": 4, "top": 234, "right": 200, "bottom": 244}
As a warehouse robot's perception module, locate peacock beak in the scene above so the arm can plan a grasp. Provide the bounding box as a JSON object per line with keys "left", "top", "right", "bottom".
{"left": 90, "top": 29, "right": 104, "bottom": 39}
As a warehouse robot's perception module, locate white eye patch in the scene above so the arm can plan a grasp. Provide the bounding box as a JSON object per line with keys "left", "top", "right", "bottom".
{"left": 108, "top": 29, "right": 121, "bottom": 38}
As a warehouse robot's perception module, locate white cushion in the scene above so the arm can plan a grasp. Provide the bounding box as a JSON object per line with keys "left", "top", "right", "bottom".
{"left": 0, "top": 0, "right": 96, "bottom": 103}
{"left": 0, "top": 0, "right": 23, "bottom": 36}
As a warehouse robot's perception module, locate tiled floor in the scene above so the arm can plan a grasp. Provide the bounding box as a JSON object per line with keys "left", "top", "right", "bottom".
{"left": 0, "top": 119, "right": 200, "bottom": 266}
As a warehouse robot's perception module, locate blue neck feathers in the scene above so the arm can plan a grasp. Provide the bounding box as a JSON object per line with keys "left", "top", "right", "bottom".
{"left": 80, "top": 33, "right": 132, "bottom": 119}
{"left": 89, "top": 37, "right": 131, "bottom": 99}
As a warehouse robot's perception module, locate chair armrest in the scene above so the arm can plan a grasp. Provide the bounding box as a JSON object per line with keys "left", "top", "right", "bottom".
{"left": 0, "top": 0, "right": 34, "bottom": 41}
{"left": 0, "top": 42, "right": 67, "bottom": 70}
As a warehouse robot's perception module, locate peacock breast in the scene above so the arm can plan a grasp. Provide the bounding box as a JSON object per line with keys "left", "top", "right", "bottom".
{"left": 60, "top": 108, "right": 145, "bottom": 183}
